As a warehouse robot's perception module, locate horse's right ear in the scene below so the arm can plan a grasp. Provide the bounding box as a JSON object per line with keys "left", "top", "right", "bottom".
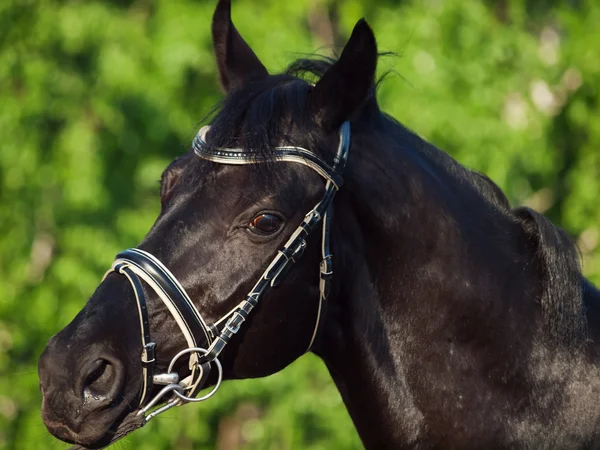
{"left": 212, "top": 0, "right": 268, "bottom": 92}
{"left": 308, "top": 19, "right": 378, "bottom": 131}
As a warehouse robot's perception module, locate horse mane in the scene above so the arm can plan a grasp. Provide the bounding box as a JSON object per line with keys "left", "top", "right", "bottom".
{"left": 202, "top": 54, "right": 587, "bottom": 347}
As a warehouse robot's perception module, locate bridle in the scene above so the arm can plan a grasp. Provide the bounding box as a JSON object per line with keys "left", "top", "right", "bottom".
{"left": 103, "top": 121, "right": 351, "bottom": 422}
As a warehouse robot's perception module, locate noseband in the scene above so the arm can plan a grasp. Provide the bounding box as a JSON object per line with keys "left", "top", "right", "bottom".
{"left": 104, "top": 121, "right": 350, "bottom": 422}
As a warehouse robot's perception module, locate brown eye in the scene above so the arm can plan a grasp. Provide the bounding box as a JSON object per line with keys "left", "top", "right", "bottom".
{"left": 248, "top": 213, "right": 283, "bottom": 234}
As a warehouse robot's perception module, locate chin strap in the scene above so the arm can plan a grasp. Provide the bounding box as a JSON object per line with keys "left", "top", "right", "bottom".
{"left": 105, "top": 121, "right": 351, "bottom": 423}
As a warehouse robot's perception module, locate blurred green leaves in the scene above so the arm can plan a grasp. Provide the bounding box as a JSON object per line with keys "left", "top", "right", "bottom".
{"left": 1, "top": 0, "right": 599, "bottom": 449}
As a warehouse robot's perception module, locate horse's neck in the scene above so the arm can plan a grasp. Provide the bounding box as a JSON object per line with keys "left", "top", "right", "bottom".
{"left": 316, "top": 123, "right": 600, "bottom": 447}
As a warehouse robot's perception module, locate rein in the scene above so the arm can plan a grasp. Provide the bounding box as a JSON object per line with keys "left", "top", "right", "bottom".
{"left": 104, "top": 121, "right": 351, "bottom": 422}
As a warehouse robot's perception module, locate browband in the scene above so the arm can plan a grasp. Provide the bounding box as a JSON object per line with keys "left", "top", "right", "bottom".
{"left": 192, "top": 126, "right": 346, "bottom": 189}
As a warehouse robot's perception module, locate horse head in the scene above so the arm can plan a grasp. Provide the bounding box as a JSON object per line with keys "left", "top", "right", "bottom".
{"left": 38, "top": 0, "right": 379, "bottom": 447}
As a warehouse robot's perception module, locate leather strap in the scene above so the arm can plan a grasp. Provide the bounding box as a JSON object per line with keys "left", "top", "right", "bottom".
{"left": 192, "top": 126, "right": 344, "bottom": 189}
{"left": 114, "top": 249, "right": 213, "bottom": 347}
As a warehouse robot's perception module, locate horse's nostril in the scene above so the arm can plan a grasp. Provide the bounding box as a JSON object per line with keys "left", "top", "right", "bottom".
{"left": 82, "top": 358, "right": 117, "bottom": 402}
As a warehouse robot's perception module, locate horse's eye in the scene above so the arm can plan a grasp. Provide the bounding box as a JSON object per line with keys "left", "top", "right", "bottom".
{"left": 248, "top": 213, "right": 283, "bottom": 234}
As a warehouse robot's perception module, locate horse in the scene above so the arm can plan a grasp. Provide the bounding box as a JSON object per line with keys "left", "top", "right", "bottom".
{"left": 38, "top": 0, "right": 600, "bottom": 448}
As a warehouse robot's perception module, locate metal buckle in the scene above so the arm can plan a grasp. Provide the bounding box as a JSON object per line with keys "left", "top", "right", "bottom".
{"left": 224, "top": 311, "right": 245, "bottom": 334}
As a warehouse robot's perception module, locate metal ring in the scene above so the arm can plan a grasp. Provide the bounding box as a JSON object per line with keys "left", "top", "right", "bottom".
{"left": 167, "top": 347, "right": 223, "bottom": 403}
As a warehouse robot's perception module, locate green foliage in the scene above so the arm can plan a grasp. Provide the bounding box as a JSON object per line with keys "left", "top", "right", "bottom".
{"left": 1, "top": 0, "right": 599, "bottom": 448}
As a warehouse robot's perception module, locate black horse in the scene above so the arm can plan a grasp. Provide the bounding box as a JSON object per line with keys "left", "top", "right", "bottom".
{"left": 38, "top": 0, "right": 600, "bottom": 448}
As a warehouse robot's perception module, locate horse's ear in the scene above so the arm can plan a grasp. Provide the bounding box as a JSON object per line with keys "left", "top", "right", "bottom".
{"left": 212, "top": 0, "right": 268, "bottom": 92}
{"left": 308, "top": 19, "right": 377, "bottom": 131}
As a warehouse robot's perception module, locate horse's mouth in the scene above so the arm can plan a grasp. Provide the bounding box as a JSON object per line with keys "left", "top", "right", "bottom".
{"left": 67, "top": 411, "right": 145, "bottom": 450}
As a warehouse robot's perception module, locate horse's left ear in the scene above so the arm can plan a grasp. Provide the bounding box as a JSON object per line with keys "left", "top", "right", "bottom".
{"left": 308, "top": 19, "right": 377, "bottom": 130}
{"left": 212, "top": 0, "right": 269, "bottom": 92}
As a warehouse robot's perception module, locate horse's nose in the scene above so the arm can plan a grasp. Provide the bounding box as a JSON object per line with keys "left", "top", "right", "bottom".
{"left": 38, "top": 334, "right": 127, "bottom": 444}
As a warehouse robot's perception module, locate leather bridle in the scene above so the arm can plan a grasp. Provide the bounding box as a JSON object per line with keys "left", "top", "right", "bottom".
{"left": 104, "top": 121, "right": 351, "bottom": 422}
